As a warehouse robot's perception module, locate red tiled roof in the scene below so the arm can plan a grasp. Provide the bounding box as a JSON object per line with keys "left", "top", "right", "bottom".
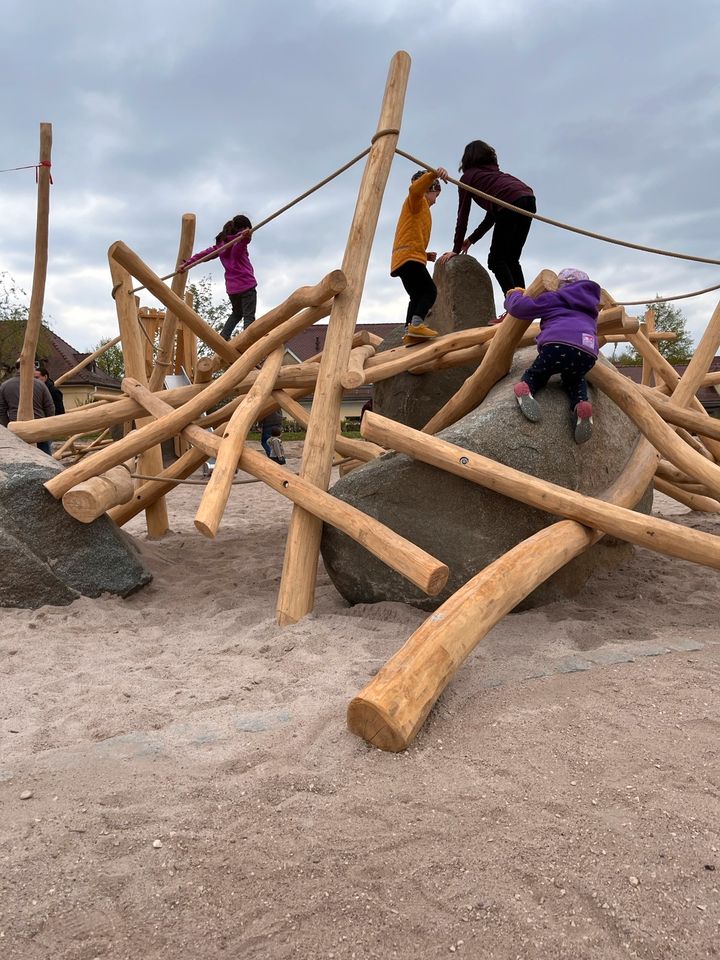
{"left": 0, "top": 323, "right": 121, "bottom": 389}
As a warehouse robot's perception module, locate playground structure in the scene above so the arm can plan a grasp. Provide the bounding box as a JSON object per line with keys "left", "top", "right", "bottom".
{"left": 8, "top": 51, "right": 720, "bottom": 751}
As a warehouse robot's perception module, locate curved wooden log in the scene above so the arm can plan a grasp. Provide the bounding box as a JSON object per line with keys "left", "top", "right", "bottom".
{"left": 194, "top": 348, "right": 285, "bottom": 539}
{"left": 587, "top": 362, "right": 720, "bottom": 499}
{"left": 422, "top": 270, "right": 558, "bottom": 435}
{"left": 62, "top": 463, "right": 135, "bottom": 523}
{"left": 348, "top": 439, "right": 659, "bottom": 751}
{"left": 361, "top": 411, "right": 720, "bottom": 569}
{"left": 653, "top": 476, "right": 720, "bottom": 513}
{"left": 340, "top": 344, "right": 376, "bottom": 389}
{"left": 44, "top": 302, "right": 332, "bottom": 500}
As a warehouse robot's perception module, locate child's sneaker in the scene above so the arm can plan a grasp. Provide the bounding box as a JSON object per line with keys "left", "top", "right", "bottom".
{"left": 405, "top": 322, "right": 438, "bottom": 339}
{"left": 513, "top": 381, "right": 541, "bottom": 422}
{"left": 573, "top": 401, "right": 593, "bottom": 444}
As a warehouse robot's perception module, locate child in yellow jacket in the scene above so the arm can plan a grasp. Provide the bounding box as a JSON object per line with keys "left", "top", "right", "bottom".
{"left": 390, "top": 166, "right": 448, "bottom": 338}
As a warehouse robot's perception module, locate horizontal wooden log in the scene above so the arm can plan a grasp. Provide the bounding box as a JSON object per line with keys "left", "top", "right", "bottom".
{"left": 62, "top": 462, "right": 135, "bottom": 523}
{"left": 362, "top": 410, "right": 720, "bottom": 569}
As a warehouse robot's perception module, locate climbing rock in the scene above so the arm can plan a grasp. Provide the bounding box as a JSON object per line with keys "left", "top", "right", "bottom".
{"left": 0, "top": 427, "right": 151, "bottom": 608}
{"left": 321, "top": 348, "right": 652, "bottom": 611}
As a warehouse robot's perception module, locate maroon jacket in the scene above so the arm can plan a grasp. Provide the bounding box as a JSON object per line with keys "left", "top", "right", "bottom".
{"left": 453, "top": 164, "right": 534, "bottom": 253}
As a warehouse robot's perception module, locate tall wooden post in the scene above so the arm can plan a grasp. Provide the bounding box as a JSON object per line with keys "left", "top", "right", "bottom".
{"left": 149, "top": 213, "right": 196, "bottom": 392}
{"left": 108, "top": 256, "right": 169, "bottom": 538}
{"left": 641, "top": 306, "right": 656, "bottom": 387}
{"left": 17, "top": 123, "right": 52, "bottom": 422}
{"left": 276, "top": 50, "right": 411, "bottom": 625}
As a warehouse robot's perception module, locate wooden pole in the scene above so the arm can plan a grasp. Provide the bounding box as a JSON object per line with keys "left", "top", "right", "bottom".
{"left": 631, "top": 382, "right": 720, "bottom": 442}
{"left": 148, "top": 214, "right": 196, "bottom": 392}
{"left": 108, "top": 257, "right": 169, "bottom": 538}
{"left": 193, "top": 348, "right": 285, "bottom": 539}
{"left": 422, "top": 270, "right": 558, "bottom": 435}
{"left": 341, "top": 344, "right": 376, "bottom": 389}
{"left": 62, "top": 462, "right": 135, "bottom": 523}
{"left": 54, "top": 335, "right": 122, "bottom": 388}
{"left": 641, "top": 308, "right": 656, "bottom": 386}
{"left": 653, "top": 476, "right": 720, "bottom": 513}
{"left": 348, "top": 439, "right": 660, "bottom": 751}
{"left": 17, "top": 122, "right": 52, "bottom": 422}
{"left": 361, "top": 411, "right": 720, "bottom": 568}
{"left": 276, "top": 50, "right": 412, "bottom": 626}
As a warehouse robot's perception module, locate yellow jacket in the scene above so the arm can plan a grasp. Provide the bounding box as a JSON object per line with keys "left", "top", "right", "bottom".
{"left": 390, "top": 170, "right": 436, "bottom": 274}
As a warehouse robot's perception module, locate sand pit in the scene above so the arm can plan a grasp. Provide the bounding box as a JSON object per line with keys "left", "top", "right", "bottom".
{"left": 1, "top": 442, "right": 718, "bottom": 958}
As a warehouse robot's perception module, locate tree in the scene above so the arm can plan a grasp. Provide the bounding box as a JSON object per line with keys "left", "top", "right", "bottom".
{"left": 0, "top": 272, "right": 53, "bottom": 381}
{"left": 94, "top": 338, "right": 125, "bottom": 379}
{"left": 615, "top": 300, "right": 694, "bottom": 365}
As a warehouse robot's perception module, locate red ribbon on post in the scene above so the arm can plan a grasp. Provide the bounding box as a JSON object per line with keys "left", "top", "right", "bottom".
{"left": 36, "top": 160, "right": 53, "bottom": 184}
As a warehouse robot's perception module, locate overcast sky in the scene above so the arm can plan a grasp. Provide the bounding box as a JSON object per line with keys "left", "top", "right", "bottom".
{"left": 2, "top": 0, "right": 719, "bottom": 354}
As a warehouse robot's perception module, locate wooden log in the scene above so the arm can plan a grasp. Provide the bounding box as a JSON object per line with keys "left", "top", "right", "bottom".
{"left": 348, "top": 439, "right": 660, "bottom": 751}
{"left": 359, "top": 326, "right": 499, "bottom": 384}
{"left": 125, "top": 386, "right": 449, "bottom": 597}
{"left": 361, "top": 411, "right": 720, "bottom": 569}
{"left": 702, "top": 371, "right": 720, "bottom": 387}
{"left": 653, "top": 476, "right": 720, "bottom": 513}
{"left": 271, "top": 390, "right": 385, "bottom": 463}
{"left": 194, "top": 348, "right": 285, "bottom": 538}
{"left": 676, "top": 427, "right": 713, "bottom": 460}
{"left": 44, "top": 300, "right": 334, "bottom": 500}
{"left": 148, "top": 214, "right": 196, "bottom": 391}
{"left": 642, "top": 308, "right": 656, "bottom": 387}
{"left": 109, "top": 444, "right": 211, "bottom": 526}
{"left": 179, "top": 289, "right": 198, "bottom": 379}
{"left": 422, "top": 270, "right": 558, "bottom": 435}
{"left": 109, "top": 257, "right": 169, "bottom": 538}
{"left": 632, "top": 382, "right": 720, "bottom": 442}
{"left": 601, "top": 331, "right": 676, "bottom": 343}
{"left": 55, "top": 336, "right": 122, "bottom": 388}
{"left": 338, "top": 459, "right": 364, "bottom": 476}
{"left": 212, "top": 275, "right": 346, "bottom": 370}
{"left": 110, "top": 240, "right": 240, "bottom": 364}
{"left": 17, "top": 123, "right": 52, "bottom": 422}
{"left": 276, "top": 51, "right": 412, "bottom": 626}
{"left": 341, "top": 344, "right": 376, "bottom": 388}
{"left": 587, "top": 362, "right": 720, "bottom": 498}
{"left": 62, "top": 462, "right": 135, "bottom": 523}
{"left": 596, "top": 306, "right": 640, "bottom": 337}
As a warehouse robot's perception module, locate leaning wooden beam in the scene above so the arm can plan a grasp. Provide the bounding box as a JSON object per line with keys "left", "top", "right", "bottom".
{"left": 109, "top": 240, "right": 240, "bottom": 364}
{"left": 632, "top": 382, "right": 720, "bottom": 442}
{"left": 44, "top": 299, "right": 337, "bottom": 500}
{"left": 348, "top": 439, "right": 660, "bottom": 751}
{"left": 55, "top": 335, "right": 122, "bottom": 388}
{"left": 276, "top": 50, "right": 411, "bottom": 626}
{"left": 123, "top": 385, "right": 448, "bottom": 597}
{"left": 676, "top": 427, "right": 713, "bottom": 461}
{"left": 642, "top": 308, "right": 656, "bottom": 387}
{"left": 362, "top": 411, "right": 720, "bottom": 568}
{"left": 17, "top": 123, "right": 52, "bottom": 423}
{"left": 148, "top": 213, "right": 196, "bottom": 392}
{"left": 422, "top": 270, "right": 558, "bottom": 435}
{"left": 341, "top": 344, "right": 376, "bottom": 388}
{"left": 194, "top": 348, "right": 285, "bottom": 538}
{"left": 62, "top": 462, "right": 135, "bottom": 523}
{"left": 653, "top": 476, "right": 720, "bottom": 513}
{"left": 271, "top": 390, "right": 385, "bottom": 463}
{"left": 109, "top": 257, "right": 169, "bottom": 538}
{"left": 587, "top": 362, "right": 720, "bottom": 499}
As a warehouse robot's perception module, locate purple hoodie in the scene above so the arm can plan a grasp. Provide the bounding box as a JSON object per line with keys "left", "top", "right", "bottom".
{"left": 184, "top": 231, "right": 256, "bottom": 295}
{"left": 504, "top": 280, "right": 601, "bottom": 357}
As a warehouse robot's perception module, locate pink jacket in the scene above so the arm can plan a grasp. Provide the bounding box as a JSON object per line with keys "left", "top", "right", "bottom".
{"left": 184, "top": 231, "right": 256, "bottom": 295}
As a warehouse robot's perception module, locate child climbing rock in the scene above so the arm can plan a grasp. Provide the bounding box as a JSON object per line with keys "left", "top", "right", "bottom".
{"left": 505, "top": 268, "right": 600, "bottom": 444}
{"left": 179, "top": 214, "right": 257, "bottom": 340}
{"left": 390, "top": 166, "right": 448, "bottom": 340}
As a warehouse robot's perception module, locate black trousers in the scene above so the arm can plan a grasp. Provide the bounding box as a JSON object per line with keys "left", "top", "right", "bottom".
{"left": 487, "top": 195, "right": 536, "bottom": 294}
{"left": 220, "top": 287, "right": 258, "bottom": 340}
{"left": 392, "top": 260, "right": 437, "bottom": 325}
{"left": 521, "top": 343, "right": 596, "bottom": 408}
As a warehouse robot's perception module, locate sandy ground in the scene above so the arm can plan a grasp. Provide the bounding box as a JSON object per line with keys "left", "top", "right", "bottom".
{"left": 1, "top": 440, "right": 718, "bottom": 959}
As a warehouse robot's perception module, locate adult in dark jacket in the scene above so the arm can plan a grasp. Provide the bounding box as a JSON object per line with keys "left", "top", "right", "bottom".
{"left": 37, "top": 367, "right": 65, "bottom": 415}
{"left": 504, "top": 268, "right": 601, "bottom": 445}
{"left": 0, "top": 364, "right": 56, "bottom": 454}
{"left": 439, "top": 140, "right": 536, "bottom": 296}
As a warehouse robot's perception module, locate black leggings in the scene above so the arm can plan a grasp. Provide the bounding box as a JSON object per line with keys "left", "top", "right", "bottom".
{"left": 392, "top": 260, "right": 437, "bottom": 325}
{"left": 488, "top": 195, "right": 535, "bottom": 294}
{"left": 521, "top": 343, "right": 596, "bottom": 408}
{"left": 220, "top": 287, "right": 257, "bottom": 340}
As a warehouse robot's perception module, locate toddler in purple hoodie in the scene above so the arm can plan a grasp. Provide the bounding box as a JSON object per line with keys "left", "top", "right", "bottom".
{"left": 505, "top": 268, "right": 600, "bottom": 444}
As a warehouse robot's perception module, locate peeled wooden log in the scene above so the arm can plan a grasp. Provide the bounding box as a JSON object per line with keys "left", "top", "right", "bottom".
{"left": 348, "top": 439, "right": 659, "bottom": 751}
{"left": 602, "top": 331, "right": 676, "bottom": 343}
{"left": 125, "top": 386, "right": 448, "bottom": 598}
{"left": 62, "top": 462, "right": 135, "bottom": 523}
{"left": 633, "top": 383, "right": 720, "bottom": 442}
{"left": 194, "top": 348, "right": 285, "bottom": 539}
{"left": 361, "top": 411, "right": 720, "bottom": 569}
{"left": 596, "top": 306, "right": 640, "bottom": 337}
{"left": 338, "top": 459, "right": 364, "bottom": 476}
{"left": 276, "top": 50, "right": 411, "bottom": 627}
{"left": 341, "top": 344, "right": 376, "bottom": 389}
{"left": 55, "top": 336, "right": 122, "bottom": 388}
{"left": 653, "top": 476, "right": 720, "bottom": 513}
{"left": 422, "top": 270, "right": 558, "bottom": 435}
{"left": 44, "top": 301, "right": 333, "bottom": 500}
{"left": 407, "top": 329, "right": 540, "bottom": 376}
{"left": 676, "top": 427, "right": 714, "bottom": 461}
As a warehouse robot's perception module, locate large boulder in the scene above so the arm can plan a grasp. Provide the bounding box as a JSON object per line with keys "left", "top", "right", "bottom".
{"left": 373, "top": 255, "right": 496, "bottom": 429}
{"left": 0, "top": 427, "right": 152, "bottom": 608}
{"left": 321, "top": 348, "right": 653, "bottom": 611}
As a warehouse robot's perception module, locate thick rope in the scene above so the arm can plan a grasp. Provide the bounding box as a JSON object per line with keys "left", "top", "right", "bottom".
{"left": 128, "top": 145, "right": 372, "bottom": 295}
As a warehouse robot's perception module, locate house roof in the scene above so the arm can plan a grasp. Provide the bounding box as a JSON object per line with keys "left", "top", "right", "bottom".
{"left": 613, "top": 358, "right": 720, "bottom": 411}
{"left": 0, "top": 323, "right": 122, "bottom": 389}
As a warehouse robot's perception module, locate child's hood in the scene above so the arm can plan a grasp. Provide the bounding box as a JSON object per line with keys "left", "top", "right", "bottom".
{"left": 554, "top": 279, "right": 601, "bottom": 313}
